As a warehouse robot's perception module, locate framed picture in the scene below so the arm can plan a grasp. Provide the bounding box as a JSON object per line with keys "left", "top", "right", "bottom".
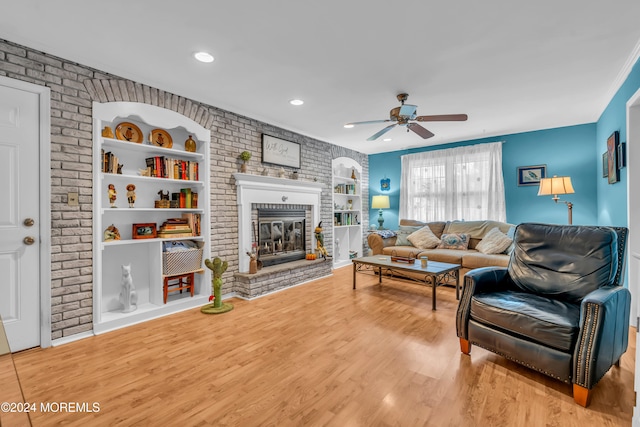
{"left": 602, "top": 152, "right": 608, "bottom": 178}
{"left": 517, "top": 165, "right": 546, "bottom": 186}
{"left": 132, "top": 223, "right": 157, "bottom": 239}
{"left": 262, "top": 134, "right": 301, "bottom": 169}
{"left": 380, "top": 177, "right": 390, "bottom": 191}
{"left": 618, "top": 142, "right": 626, "bottom": 169}
{"left": 607, "top": 131, "right": 619, "bottom": 184}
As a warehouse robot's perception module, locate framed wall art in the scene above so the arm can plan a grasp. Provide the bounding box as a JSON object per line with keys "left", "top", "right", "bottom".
{"left": 602, "top": 152, "right": 608, "bottom": 178}
{"left": 262, "top": 134, "right": 301, "bottom": 169}
{"left": 132, "top": 223, "right": 157, "bottom": 239}
{"left": 607, "top": 131, "right": 619, "bottom": 184}
{"left": 618, "top": 142, "right": 626, "bottom": 169}
{"left": 517, "top": 165, "right": 546, "bottom": 186}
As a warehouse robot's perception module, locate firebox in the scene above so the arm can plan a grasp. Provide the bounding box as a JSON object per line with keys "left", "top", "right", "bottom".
{"left": 257, "top": 209, "right": 306, "bottom": 267}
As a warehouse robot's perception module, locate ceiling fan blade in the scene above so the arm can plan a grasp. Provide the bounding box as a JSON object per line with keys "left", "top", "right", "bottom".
{"left": 367, "top": 124, "right": 397, "bottom": 141}
{"left": 399, "top": 104, "right": 417, "bottom": 117}
{"left": 407, "top": 123, "right": 435, "bottom": 139}
{"left": 346, "top": 119, "right": 394, "bottom": 126}
{"left": 415, "top": 114, "right": 468, "bottom": 122}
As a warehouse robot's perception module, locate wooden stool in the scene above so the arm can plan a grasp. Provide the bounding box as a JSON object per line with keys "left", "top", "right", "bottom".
{"left": 163, "top": 272, "right": 195, "bottom": 304}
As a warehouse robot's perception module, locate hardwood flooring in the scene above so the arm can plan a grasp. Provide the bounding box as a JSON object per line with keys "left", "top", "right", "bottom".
{"left": 11, "top": 265, "right": 635, "bottom": 426}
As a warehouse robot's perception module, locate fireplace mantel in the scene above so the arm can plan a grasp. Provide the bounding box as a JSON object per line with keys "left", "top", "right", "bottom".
{"left": 233, "top": 173, "right": 324, "bottom": 272}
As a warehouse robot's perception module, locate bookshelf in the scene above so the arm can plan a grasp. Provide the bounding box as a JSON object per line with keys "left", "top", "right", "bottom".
{"left": 92, "top": 102, "right": 211, "bottom": 334}
{"left": 332, "top": 157, "right": 362, "bottom": 268}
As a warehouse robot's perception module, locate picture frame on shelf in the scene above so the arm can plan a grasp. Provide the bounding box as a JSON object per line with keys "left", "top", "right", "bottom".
{"left": 261, "top": 134, "right": 301, "bottom": 169}
{"left": 132, "top": 223, "right": 157, "bottom": 239}
{"left": 602, "top": 152, "right": 608, "bottom": 178}
{"left": 517, "top": 165, "right": 546, "bottom": 186}
{"left": 607, "top": 131, "right": 619, "bottom": 184}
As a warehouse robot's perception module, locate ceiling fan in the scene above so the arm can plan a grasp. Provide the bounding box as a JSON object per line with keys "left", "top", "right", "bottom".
{"left": 346, "top": 93, "right": 468, "bottom": 141}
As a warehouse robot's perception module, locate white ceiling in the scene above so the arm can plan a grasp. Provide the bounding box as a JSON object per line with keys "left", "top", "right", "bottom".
{"left": 1, "top": 1, "right": 640, "bottom": 154}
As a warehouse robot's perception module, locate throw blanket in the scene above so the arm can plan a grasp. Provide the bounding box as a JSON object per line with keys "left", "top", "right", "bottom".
{"left": 446, "top": 220, "right": 513, "bottom": 239}
{"left": 373, "top": 230, "right": 397, "bottom": 238}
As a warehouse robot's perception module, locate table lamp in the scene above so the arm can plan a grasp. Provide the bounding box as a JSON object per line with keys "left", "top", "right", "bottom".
{"left": 371, "top": 195, "right": 390, "bottom": 230}
{"left": 537, "top": 175, "right": 575, "bottom": 224}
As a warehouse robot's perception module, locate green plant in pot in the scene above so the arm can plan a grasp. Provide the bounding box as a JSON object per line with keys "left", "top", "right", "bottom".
{"left": 201, "top": 257, "right": 233, "bottom": 314}
{"left": 240, "top": 150, "right": 251, "bottom": 173}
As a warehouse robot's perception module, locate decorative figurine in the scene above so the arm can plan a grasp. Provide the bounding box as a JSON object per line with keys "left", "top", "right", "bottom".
{"left": 108, "top": 183, "right": 117, "bottom": 207}
{"left": 278, "top": 167, "right": 285, "bottom": 178}
{"left": 157, "top": 190, "right": 169, "bottom": 200}
{"left": 104, "top": 224, "right": 121, "bottom": 241}
{"left": 101, "top": 126, "right": 114, "bottom": 138}
{"left": 126, "top": 184, "right": 136, "bottom": 208}
{"left": 117, "top": 164, "right": 123, "bottom": 174}
{"left": 185, "top": 135, "right": 197, "bottom": 153}
{"left": 119, "top": 264, "right": 138, "bottom": 313}
{"left": 351, "top": 168, "right": 357, "bottom": 181}
{"left": 201, "top": 257, "right": 234, "bottom": 314}
{"left": 247, "top": 251, "right": 258, "bottom": 274}
{"left": 314, "top": 221, "right": 329, "bottom": 260}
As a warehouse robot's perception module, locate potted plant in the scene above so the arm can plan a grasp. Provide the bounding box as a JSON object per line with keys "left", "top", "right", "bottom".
{"left": 240, "top": 150, "right": 251, "bottom": 173}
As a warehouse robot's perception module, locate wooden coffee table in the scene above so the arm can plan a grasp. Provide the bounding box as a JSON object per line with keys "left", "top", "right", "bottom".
{"left": 352, "top": 255, "right": 461, "bottom": 310}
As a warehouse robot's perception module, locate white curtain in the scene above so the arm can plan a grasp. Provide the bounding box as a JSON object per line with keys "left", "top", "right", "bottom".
{"left": 399, "top": 142, "right": 506, "bottom": 222}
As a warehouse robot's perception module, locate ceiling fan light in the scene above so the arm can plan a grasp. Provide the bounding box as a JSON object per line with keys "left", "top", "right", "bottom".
{"left": 344, "top": 124, "right": 354, "bottom": 129}
{"left": 194, "top": 51, "right": 214, "bottom": 63}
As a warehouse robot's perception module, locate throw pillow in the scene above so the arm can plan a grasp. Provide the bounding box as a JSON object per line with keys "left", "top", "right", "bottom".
{"left": 395, "top": 225, "right": 422, "bottom": 246}
{"left": 437, "top": 233, "right": 470, "bottom": 250}
{"left": 407, "top": 226, "right": 440, "bottom": 249}
{"left": 476, "top": 227, "right": 513, "bottom": 255}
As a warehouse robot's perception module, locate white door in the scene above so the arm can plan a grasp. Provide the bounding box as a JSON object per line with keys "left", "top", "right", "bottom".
{"left": 627, "top": 88, "right": 640, "bottom": 427}
{"left": 0, "top": 81, "right": 42, "bottom": 351}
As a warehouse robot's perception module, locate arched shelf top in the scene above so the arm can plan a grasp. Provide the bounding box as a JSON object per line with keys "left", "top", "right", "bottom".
{"left": 93, "top": 101, "right": 210, "bottom": 141}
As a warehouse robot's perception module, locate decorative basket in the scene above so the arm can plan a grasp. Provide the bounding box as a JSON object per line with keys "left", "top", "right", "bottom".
{"left": 155, "top": 200, "right": 171, "bottom": 209}
{"left": 163, "top": 248, "right": 203, "bottom": 275}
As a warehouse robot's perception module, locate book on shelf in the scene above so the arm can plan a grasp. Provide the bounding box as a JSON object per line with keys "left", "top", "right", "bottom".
{"left": 144, "top": 157, "right": 198, "bottom": 180}
{"left": 181, "top": 213, "right": 201, "bottom": 236}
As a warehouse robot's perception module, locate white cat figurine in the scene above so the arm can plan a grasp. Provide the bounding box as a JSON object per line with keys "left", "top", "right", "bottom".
{"left": 119, "top": 264, "right": 138, "bottom": 313}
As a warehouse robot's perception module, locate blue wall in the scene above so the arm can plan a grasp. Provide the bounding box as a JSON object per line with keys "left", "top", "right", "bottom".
{"left": 369, "top": 124, "right": 598, "bottom": 229}
{"left": 596, "top": 58, "right": 640, "bottom": 227}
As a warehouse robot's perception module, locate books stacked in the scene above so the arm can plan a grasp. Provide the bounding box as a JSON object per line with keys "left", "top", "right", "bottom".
{"left": 144, "top": 157, "right": 199, "bottom": 181}
{"left": 101, "top": 149, "right": 120, "bottom": 174}
{"left": 181, "top": 213, "right": 201, "bottom": 237}
{"left": 157, "top": 218, "right": 193, "bottom": 239}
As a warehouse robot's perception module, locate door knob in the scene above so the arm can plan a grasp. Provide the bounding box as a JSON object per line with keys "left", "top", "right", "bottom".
{"left": 23, "top": 236, "right": 35, "bottom": 245}
{"left": 24, "top": 218, "right": 35, "bottom": 227}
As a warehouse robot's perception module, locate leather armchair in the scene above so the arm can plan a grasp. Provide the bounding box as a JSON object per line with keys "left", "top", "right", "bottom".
{"left": 456, "top": 223, "right": 629, "bottom": 407}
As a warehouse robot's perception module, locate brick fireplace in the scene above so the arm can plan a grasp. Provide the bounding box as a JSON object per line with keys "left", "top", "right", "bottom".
{"left": 233, "top": 173, "right": 330, "bottom": 298}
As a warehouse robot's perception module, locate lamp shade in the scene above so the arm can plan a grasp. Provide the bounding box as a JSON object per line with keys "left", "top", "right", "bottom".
{"left": 537, "top": 176, "right": 574, "bottom": 196}
{"left": 371, "top": 195, "right": 390, "bottom": 209}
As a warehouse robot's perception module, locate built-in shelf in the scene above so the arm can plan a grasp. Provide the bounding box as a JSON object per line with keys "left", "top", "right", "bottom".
{"left": 93, "top": 102, "right": 211, "bottom": 334}
{"left": 332, "top": 157, "right": 362, "bottom": 269}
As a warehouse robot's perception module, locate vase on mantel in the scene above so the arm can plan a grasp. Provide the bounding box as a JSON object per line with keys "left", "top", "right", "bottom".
{"left": 241, "top": 162, "right": 248, "bottom": 173}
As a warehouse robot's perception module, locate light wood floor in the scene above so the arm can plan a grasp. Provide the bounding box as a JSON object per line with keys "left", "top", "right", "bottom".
{"left": 12, "top": 265, "right": 635, "bottom": 426}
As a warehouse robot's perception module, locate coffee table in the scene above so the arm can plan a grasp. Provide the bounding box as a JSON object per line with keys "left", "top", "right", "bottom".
{"left": 352, "top": 255, "right": 461, "bottom": 310}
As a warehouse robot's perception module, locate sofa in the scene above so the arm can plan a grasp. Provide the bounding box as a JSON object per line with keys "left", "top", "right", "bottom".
{"left": 367, "top": 219, "right": 515, "bottom": 283}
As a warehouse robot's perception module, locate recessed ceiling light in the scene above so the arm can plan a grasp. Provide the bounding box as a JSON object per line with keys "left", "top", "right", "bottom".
{"left": 383, "top": 138, "right": 392, "bottom": 142}
{"left": 289, "top": 99, "right": 304, "bottom": 106}
{"left": 194, "top": 52, "right": 214, "bottom": 63}
{"left": 344, "top": 124, "right": 354, "bottom": 129}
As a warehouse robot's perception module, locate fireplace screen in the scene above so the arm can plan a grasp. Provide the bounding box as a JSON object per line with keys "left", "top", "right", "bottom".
{"left": 257, "top": 209, "right": 306, "bottom": 267}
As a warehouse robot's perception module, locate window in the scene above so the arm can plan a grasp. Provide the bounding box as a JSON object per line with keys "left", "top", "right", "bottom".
{"left": 399, "top": 142, "right": 506, "bottom": 222}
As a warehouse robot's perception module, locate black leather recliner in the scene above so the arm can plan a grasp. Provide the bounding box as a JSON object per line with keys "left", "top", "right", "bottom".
{"left": 456, "top": 223, "right": 630, "bottom": 407}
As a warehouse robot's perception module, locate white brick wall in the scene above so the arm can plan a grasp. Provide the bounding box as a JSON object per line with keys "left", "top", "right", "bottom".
{"left": 0, "top": 38, "right": 369, "bottom": 340}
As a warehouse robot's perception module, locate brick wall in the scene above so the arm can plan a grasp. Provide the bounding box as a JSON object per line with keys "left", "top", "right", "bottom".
{"left": 0, "top": 38, "right": 369, "bottom": 340}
